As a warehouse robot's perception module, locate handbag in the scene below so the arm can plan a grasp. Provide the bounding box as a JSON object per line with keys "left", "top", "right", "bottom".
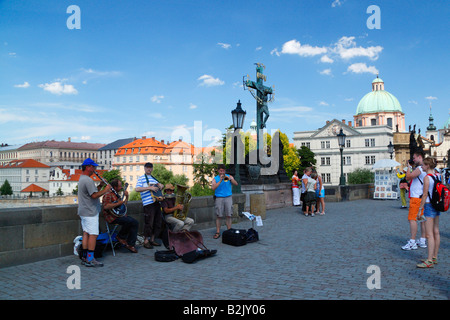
{"left": 154, "top": 249, "right": 179, "bottom": 262}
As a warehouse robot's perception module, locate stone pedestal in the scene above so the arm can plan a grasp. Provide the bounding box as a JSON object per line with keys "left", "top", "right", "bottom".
{"left": 249, "top": 193, "right": 266, "bottom": 219}
{"left": 241, "top": 182, "right": 292, "bottom": 214}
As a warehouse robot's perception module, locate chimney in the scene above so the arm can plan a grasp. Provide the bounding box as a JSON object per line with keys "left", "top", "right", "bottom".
{"left": 161, "top": 140, "right": 164, "bottom": 144}
{"left": 342, "top": 119, "right": 346, "bottom": 124}
{"left": 68, "top": 137, "right": 71, "bottom": 142}
{"left": 152, "top": 137, "right": 155, "bottom": 140}
{"left": 142, "top": 136, "right": 146, "bottom": 140}
{"left": 179, "top": 138, "right": 182, "bottom": 142}
{"left": 326, "top": 121, "right": 330, "bottom": 124}
{"left": 348, "top": 121, "right": 352, "bottom": 127}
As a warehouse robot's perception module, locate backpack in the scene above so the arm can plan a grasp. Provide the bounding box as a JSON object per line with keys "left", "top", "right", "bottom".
{"left": 427, "top": 174, "right": 450, "bottom": 212}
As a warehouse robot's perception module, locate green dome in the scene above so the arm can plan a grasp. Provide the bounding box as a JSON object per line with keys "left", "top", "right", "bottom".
{"left": 356, "top": 77, "right": 402, "bottom": 115}
{"left": 443, "top": 116, "right": 450, "bottom": 129}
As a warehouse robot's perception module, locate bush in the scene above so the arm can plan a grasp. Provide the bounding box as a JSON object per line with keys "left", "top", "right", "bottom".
{"left": 347, "top": 168, "right": 374, "bottom": 185}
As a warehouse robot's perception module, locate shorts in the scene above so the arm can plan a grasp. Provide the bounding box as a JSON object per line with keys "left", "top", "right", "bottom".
{"left": 408, "top": 197, "right": 424, "bottom": 221}
{"left": 424, "top": 203, "right": 441, "bottom": 218}
{"left": 215, "top": 196, "right": 233, "bottom": 217}
{"left": 80, "top": 215, "right": 99, "bottom": 235}
{"left": 315, "top": 188, "right": 325, "bottom": 198}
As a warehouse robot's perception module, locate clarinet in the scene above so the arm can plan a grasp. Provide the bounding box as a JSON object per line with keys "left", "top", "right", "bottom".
{"left": 93, "top": 171, "right": 120, "bottom": 198}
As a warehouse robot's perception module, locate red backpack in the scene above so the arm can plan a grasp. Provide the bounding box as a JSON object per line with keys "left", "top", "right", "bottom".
{"left": 427, "top": 174, "right": 450, "bottom": 212}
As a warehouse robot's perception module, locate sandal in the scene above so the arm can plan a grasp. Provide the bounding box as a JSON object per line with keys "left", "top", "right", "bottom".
{"left": 421, "top": 257, "right": 437, "bottom": 265}
{"left": 416, "top": 260, "right": 434, "bottom": 268}
{"left": 213, "top": 232, "right": 221, "bottom": 239}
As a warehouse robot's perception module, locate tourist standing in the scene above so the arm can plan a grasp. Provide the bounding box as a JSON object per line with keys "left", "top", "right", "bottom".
{"left": 416, "top": 157, "right": 441, "bottom": 268}
{"left": 402, "top": 152, "right": 427, "bottom": 250}
{"left": 292, "top": 170, "right": 300, "bottom": 206}
{"left": 301, "top": 167, "right": 312, "bottom": 214}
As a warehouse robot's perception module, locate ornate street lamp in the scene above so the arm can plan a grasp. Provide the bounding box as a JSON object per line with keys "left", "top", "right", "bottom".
{"left": 387, "top": 141, "right": 394, "bottom": 159}
{"left": 231, "top": 100, "right": 246, "bottom": 130}
{"left": 231, "top": 100, "right": 246, "bottom": 193}
{"left": 337, "top": 128, "right": 346, "bottom": 186}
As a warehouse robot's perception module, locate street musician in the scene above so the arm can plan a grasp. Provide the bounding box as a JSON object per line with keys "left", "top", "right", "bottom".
{"left": 135, "top": 162, "right": 164, "bottom": 249}
{"left": 102, "top": 179, "right": 138, "bottom": 253}
{"left": 161, "top": 183, "right": 194, "bottom": 232}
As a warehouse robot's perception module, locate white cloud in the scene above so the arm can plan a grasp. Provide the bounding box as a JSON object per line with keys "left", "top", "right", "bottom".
{"left": 151, "top": 95, "right": 164, "bottom": 103}
{"left": 255, "top": 46, "right": 263, "bottom": 51}
{"left": 331, "top": 0, "right": 345, "bottom": 7}
{"left": 346, "top": 63, "right": 379, "bottom": 75}
{"left": 271, "top": 106, "right": 313, "bottom": 113}
{"left": 425, "top": 96, "right": 438, "bottom": 100}
{"left": 14, "top": 81, "right": 30, "bottom": 88}
{"left": 319, "top": 69, "right": 332, "bottom": 76}
{"left": 197, "top": 74, "right": 224, "bottom": 87}
{"left": 270, "top": 48, "right": 281, "bottom": 57}
{"left": 281, "top": 39, "right": 327, "bottom": 57}
{"left": 408, "top": 100, "right": 418, "bottom": 105}
{"left": 318, "top": 101, "right": 329, "bottom": 106}
{"left": 217, "top": 43, "right": 231, "bottom": 49}
{"left": 320, "top": 55, "right": 334, "bottom": 63}
{"left": 334, "top": 36, "right": 382, "bottom": 60}
{"left": 189, "top": 103, "right": 198, "bottom": 109}
{"left": 38, "top": 81, "right": 78, "bottom": 95}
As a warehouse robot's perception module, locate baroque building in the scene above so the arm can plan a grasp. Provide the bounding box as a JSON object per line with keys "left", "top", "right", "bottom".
{"left": 294, "top": 76, "right": 400, "bottom": 185}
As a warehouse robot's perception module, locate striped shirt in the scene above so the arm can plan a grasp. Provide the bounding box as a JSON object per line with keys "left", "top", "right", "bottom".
{"left": 136, "top": 174, "right": 158, "bottom": 206}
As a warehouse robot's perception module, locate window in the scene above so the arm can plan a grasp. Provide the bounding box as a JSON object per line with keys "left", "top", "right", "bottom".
{"left": 320, "top": 157, "right": 331, "bottom": 166}
{"left": 371, "top": 119, "right": 377, "bottom": 126}
{"left": 301, "top": 142, "right": 311, "bottom": 149}
{"left": 346, "top": 139, "right": 351, "bottom": 148}
{"left": 321, "top": 141, "right": 330, "bottom": 149}
{"left": 370, "top": 138, "right": 375, "bottom": 147}
{"left": 321, "top": 173, "right": 331, "bottom": 183}
{"left": 343, "top": 156, "right": 351, "bottom": 165}
{"left": 387, "top": 118, "right": 393, "bottom": 127}
{"left": 365, "top": 156, "right": 376, "bottom": 165}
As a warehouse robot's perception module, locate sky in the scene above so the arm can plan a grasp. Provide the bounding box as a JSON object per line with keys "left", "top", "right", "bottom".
{"left": 1, "top": 0, "right": 449, "bottom": 149}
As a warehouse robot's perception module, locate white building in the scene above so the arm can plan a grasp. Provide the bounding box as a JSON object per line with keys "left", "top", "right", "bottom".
{"left": 48, "top": 167, "right": 106, "bottom": 196}
{"left": 294, "top": 76, "right": 403, "bottom": 185}
{"left": 0, "top": 159, "right": 51, "bottom": 196}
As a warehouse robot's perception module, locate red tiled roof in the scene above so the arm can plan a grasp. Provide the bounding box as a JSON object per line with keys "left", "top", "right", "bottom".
{"left": 21, "top": 184, "right": 48, "bottom": 193}
{"left": 49, "top": 169, "right": 107, "bottom": 182}
{"left": 116, "top": 137, "right": 168, "bottom": 156}
{"left": 0, "top": 159, "right": 50, "bottom": 168}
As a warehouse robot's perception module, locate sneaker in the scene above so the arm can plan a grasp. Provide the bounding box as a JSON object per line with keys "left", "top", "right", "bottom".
{"left": 401, "top": 240, "right": 418, "bottom": 250}
{"left": 417, "top": 239, "right": 427, "bottom": 248}
{"left": 85, "top": 259, "right": 104, "bottom": 267}
{"left": 310, "top": 213, "right": 315, "bottom": 217}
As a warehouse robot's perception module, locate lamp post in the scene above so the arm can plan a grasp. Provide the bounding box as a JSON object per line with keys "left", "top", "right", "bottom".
{"left": 387, "top": 141, "right": 394, "bottom": 159}
{"left": 231, "top": 100, "right": 246, "bottom": 193}
{"left": 337, "top": 128, "right": 346, "bottom": 186}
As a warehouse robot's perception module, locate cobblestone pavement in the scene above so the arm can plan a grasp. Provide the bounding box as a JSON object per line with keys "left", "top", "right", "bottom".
{"left": 0, "top": 198, "right": 448, "bottom": 301}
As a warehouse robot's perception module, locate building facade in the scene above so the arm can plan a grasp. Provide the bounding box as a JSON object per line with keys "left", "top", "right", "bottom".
{"left": 294, "top": 76, "right": 401, "bottom": 186}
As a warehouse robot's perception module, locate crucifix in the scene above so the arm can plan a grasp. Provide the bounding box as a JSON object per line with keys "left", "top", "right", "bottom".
{"left": 244, "top": 63, "right": 274, "bottom": 153}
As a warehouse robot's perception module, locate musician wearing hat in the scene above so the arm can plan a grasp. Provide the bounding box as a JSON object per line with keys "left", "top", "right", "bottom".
{"left": 161, "top": 183, "right": 195, "bottom": 232}
{"left": 78, "top": 158, "right": 112, "bottom": 267}
{"left": 135, "top": 162, "right": 164, "bottom": 249}
{"left": 102, "top": 179, "right": 138, "bottom": 253}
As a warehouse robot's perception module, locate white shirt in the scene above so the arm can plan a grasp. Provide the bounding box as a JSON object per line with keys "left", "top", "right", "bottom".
{"left": 409, "top": 166, "right": 427, "bottom": 198}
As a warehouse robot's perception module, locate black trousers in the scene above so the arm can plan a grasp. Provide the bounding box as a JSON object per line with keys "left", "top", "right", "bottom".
{"left": 114, "top": 216, "right": 139, "bottom": 246}
{"left": 143, "top": 202, "right": 162, "bottom": 239}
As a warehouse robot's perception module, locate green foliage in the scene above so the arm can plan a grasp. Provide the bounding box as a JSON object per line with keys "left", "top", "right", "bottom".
{"left": 152, "top": 163, "right": 189, "bottom": 186}
{"left": 0, "top": 179, "right": 13, "bottom": 195}
{"left": 193, "top": 152, "right": 216, "bottom": 189}
{"left": 129, "top": 190, "right": 141, "bottom": 201}
{"left": 347, "top": 168, "right": 374, "bottom": 184}
{"left": 56, "top": 187, "right": 64, "bottom": 196}
{"left": 189, "top": 183, "right": 214, "bottom": 197}
{"left": 297, "top": 146, "right": 316, "bottom": 173}
{"left": 102, "top": 169, "right": 124, "bottom": 184}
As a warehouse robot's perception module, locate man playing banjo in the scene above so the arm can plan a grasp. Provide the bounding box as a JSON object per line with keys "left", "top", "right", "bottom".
{"left": 102, "top": 179, "right": 139, "bottom": 253}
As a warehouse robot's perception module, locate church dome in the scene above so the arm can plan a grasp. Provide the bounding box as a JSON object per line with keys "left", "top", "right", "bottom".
{"left": 355, "top": 76, "right": 402, "bottom": 115}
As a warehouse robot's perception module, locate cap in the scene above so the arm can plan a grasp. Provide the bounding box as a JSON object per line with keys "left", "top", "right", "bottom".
{"left": 82, "top": 158, "right": 98, "bottom": 167}
{"left": 144, "top": 162, "right": 153, "bottom": 168}
{"left": 164, "top": 183, "right": 175, "bottom": 191}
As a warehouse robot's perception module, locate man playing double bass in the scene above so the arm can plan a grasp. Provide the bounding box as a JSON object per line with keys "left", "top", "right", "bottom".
{"left": 102, "top": 179, "right": 139, "bottom": 253}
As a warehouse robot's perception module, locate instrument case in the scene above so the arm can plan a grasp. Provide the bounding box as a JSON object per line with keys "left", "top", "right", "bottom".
{"left": 222, "top": 228, "right": 247, "bottom": 246}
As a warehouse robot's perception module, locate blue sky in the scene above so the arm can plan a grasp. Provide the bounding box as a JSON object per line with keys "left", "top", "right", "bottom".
{"left": 1, "top": 0, "right": 449, "bottom": 148}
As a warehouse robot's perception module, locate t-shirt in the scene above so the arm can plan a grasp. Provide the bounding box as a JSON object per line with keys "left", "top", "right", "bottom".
{"left": 77, "top": 175, "right": 101, "bottom": 217}
{"left": 214, "top": 175, "right": 232, "bottom": 198}
{"left": 161, "top": 197, "right": 175, "bottom": 213}
{"left": 409, "top": 166, "right": 427, "bottom": 198}
{"left": 306, "top": 177, "right": 316, "bottom": 193}
{"left": 292, "top": 175, "right": 299, "bottom": 188}
{"left": 135, "top": 174, "right": 159, "bottom": 206}
{"left": 301, "top": 174, "right": 309, "bottom": 193}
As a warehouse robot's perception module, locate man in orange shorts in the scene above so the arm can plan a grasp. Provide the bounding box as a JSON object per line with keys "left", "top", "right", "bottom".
{"left": 402, "top": 152, "right": 427, "bottom": 250}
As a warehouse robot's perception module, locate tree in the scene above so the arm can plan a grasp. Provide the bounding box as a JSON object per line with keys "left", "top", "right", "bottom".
{"left": 347, "top": 168, "right": 374, "bottom": 184}
{"left": 152, "top": 163, "right": 188, "bottom": 186}
{"left": 101, "top": 169, "right": 124, "bottom": 184}
{"left": 56, "top": 187, "right": 64, "bottom": 196}
{"left": 0, "top": 179, "right": 13, "bottom": 195}
{"left": 297, "top": 146, "right": 316, "bottom": 173}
